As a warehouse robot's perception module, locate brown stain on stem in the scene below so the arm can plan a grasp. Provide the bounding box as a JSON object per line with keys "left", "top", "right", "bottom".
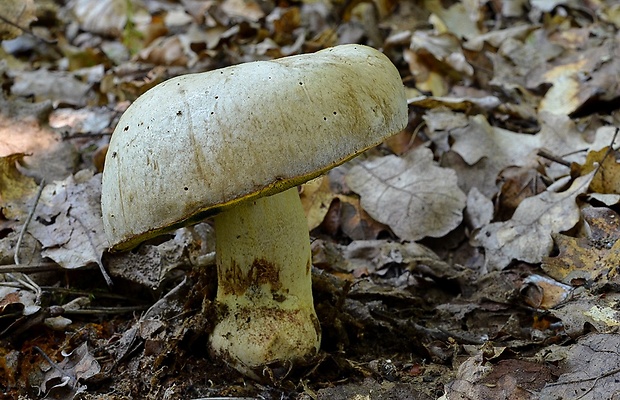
{"left": 219, "top": 258, "right": 282, "bottom": 297}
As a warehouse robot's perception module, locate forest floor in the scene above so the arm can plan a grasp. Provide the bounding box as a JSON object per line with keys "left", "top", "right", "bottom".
{"left": 1, "top": 0, "right": 620, "bottom": 399}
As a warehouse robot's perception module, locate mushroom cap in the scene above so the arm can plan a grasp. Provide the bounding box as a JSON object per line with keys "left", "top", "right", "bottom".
{"left": 101, "top": 44, "right": 407, "bottom": 251}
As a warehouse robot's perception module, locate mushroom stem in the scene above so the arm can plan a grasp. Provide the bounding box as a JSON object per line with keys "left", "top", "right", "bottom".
{"left": 210, "top": 187, "right": 321, "bottom": 380}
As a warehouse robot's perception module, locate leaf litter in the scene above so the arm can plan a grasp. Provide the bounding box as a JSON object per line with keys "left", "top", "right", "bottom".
{"left": 0, "top": 0, "right": 620, "bottom": 399}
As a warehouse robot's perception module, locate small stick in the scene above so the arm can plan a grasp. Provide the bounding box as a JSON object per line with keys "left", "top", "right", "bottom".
{"left": 62, "top": 306, "right": 149, "bottom": 315}
{"left": 0, "top": 262, "right": 64, "bottom": 274}
{"left": 11, "top": 179, "right": 46, "bottom": 304}
{"left": 14, "top": 179, "right": 45, "bottom": 266}
{"left": 537, "top": 149, "right": 572, "bottom": 167}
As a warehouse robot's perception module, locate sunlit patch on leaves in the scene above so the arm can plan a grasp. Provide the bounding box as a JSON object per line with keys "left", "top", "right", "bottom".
{"left": 0, "top": 153, "right": 38, "bottom": 220}
{"left": 346, "top": 147, "right": 466, "bottom": 241}
{"left": 301, "top": 176, "right": 336, "bottom": 231}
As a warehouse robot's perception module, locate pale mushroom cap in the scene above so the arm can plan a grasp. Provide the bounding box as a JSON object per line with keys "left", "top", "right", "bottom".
{"left": 101, "top": 44, "right": 407, "bottom": 250}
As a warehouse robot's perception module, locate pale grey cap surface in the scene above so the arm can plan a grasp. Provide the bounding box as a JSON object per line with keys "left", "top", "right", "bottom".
{"left": 101, "top": 44, "right": 408, "bottom": 251}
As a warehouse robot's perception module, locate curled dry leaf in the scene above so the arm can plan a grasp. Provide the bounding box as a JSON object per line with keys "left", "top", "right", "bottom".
{"left": 39, "top": 342, "right": 100, "bottom": 398}
{"left": 473, "top": 171, "right": 595, "bottom": 271}
{"left": 520, "top": 274, "right": 573, "bottom": 309}
{"left": 346, "top": 146, "right": 466, "bottom": 241}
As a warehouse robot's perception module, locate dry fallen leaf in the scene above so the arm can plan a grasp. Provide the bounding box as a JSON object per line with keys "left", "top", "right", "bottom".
{"left": 549, "top": 292, "right": 620, "bottom": 337}
{"left": 0, "top": 0, "right": 36, "bottom": 40}
{"left": 300, "top": 176, "right": 336, "bottom": 231}
{"left": 69, "top": 0, "right": 128, "bottom": 37}
{"left": 539, "top": 333, "right": 620, "bottom": 400}
{"left": 464, "top": 187, "right": 493, "bottom": 230}
{"left": 520, "top": 274, "right": 573, "bottom": 309}
{"left": 542, "top": 207, "right": 620, "bottom": 285}
{"left": 9, "top": 69, "right": 92, "bottom": 107}
{"left": 581, "top": 147, "right": 620, "bottom": 194}
{"left": 444, "top": 352, "right": 555, "bottom": 400}
{"left": 0, "top": 285, "right": 40, "bottom": 316}
{"left": 450, "top": 114, "right": 539, "bottom": 172}
{"left": 27, "top": 170, "right": 108, "bottom": 277}
{"left": 0, "top": 153, "right": 38, "bottom": 220}
{"left": 40, "top": 342, "right": 101, "bottom": 399}
{"left": 346, "top": 146, "right": 467, "bottom": 241}
{"left": 473, "top": 171, "right": 595, "bottom": 271}
{"left": 428, "top": 112, "right": 540, "bottom": 197}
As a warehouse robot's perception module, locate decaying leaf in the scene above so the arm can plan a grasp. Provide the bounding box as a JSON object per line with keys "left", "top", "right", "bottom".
{"left": 549, "top": 292, "right": 620, "bottom": 337}
{"left": 450, "top": 114, "right": 539, "bottom": 170}
{"left": 582, "top": 147, "right": 620, "bottom": 194}
{"left": 443, "top": 352, "right": 555, "bottom": 400}
{"left": 427, "top": 112, "right": 541, "bottom": 197}
{"left": 312, "top": 238, "right": 455, "bottom": 281}
{"left": 474, "top": 171, "right": 595, "bottom": 271}
{"left": 538, "top": 37, "right": 620, "bottom": 116}
{"left": 495, "top": 166, "right": 548, "bottom": 221}
{"left": 408, "top": 94, "right": 501, "bottom": 112}
{"left": 105, "top": 227, "right": 194, "bottom": 289}
{"left": 39, "top": 342, "right": 100, "bottom": 399}
{"left": 0, "top": 111, "right": 79, "bottom": 183}
{"left": 464, "top": 187, "right": 493, "bottom": 230}
{"left": 0, "top": 286, "right": 40, "bottom": 316}
{"left": 346, "top": 147, "right": 467, "bottom": 241}
{"left": 27, "top": 170, "right": 107, "bottom": 273}
{"left": 542, "top": 207, "right": 620, "bottom": 285}
{"left": 539, "top": 333, "right": 620, "bottom": 400}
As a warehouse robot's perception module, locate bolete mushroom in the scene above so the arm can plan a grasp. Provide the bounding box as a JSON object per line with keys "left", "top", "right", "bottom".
{"left": 101, "top": 44, "right": 407, "bottom": 380}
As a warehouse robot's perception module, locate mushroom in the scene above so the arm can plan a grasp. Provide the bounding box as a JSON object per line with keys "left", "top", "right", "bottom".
{"left": 101, "top": 44, "right": 407, "bottom": 380}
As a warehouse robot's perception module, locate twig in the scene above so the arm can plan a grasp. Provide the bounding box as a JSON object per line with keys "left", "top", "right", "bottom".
{"left": 14, "top": 179, "right": 45, "bottom": 266}
{"left": 70, "top": 214, "right": 113, "bottom": 287}
{"left": 38, "top": 286, "right": 147, "bottom": 302}
{"left": 10, "top": 179, "right": 46, "bottom": 305}
{"left": 537, "top": 149, "right": 572, "bottom": 167}
{"left": 62, "top": 306, "right": 149, "bottom": 315}
{"left": 0, "top": 262, "right": 64, "bottom": 273}
{"left": 33, "top": 346, "right": 78, "bottom": 389}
